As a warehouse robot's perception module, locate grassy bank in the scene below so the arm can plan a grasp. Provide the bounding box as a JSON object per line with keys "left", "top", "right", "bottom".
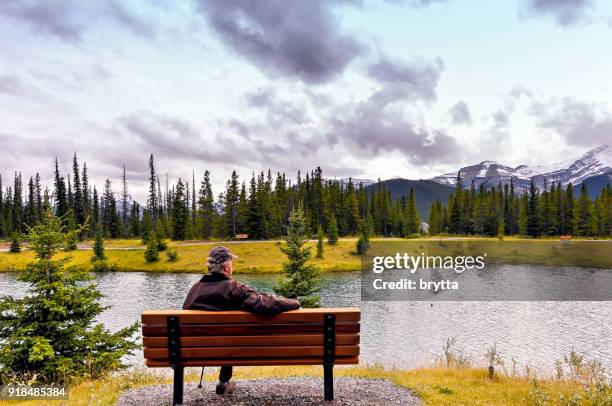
{"left": 1, "top": 365, "right": 607, "bottom": 405}
{"left": 1, "top": 238, "right": 611, "bottom": 273}
{"left": 0, "top": 239, "right": 360, "bottom": 273}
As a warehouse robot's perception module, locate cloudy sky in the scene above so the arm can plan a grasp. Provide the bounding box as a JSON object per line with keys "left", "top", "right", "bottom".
{"left": 1, "top": 0, "right": 611, "bottom": 200}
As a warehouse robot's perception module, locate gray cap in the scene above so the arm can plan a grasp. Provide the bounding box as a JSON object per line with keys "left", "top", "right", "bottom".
{"left": 207, "top": 246, "right": 239, "bottom": 265}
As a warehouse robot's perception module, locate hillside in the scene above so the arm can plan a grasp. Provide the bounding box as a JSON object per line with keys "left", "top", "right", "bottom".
{"left": 365, "top": 178, "right": 455, "bottom": 218}
{"left": 573, "top": 171, "right": 612, "bottom": 199}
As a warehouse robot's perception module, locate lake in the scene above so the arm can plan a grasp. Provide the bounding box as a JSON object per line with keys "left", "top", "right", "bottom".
{"left": 0, "top": 267, "right": 610, "bottom": 376}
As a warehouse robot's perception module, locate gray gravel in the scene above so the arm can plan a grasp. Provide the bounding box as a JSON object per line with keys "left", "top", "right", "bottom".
{"left": 116, "top": 377, "right": 422, "bottom": 405}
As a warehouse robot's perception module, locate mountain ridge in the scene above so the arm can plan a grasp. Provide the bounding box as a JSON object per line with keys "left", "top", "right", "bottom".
{"left": 430, "top": 144, "right": 612, "bottom": 192}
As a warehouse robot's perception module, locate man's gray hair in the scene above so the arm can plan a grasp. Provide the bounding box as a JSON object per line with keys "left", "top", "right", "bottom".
{"left": 207, "top": 258, "right": 231, "bottom": 274}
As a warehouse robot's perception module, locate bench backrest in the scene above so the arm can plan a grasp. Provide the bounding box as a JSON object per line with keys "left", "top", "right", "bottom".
{"left": 141, "top": 308, "right": 360, "bottom": 368}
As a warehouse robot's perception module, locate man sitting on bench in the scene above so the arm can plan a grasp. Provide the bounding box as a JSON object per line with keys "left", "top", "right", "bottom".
{"left": 182, "top": 246, "right": 301, "bottom": 395}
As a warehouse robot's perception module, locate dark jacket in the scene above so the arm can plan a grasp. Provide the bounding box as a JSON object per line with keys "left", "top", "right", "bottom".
{"left": 182, "top": 272, "right": 300, "bottom": 314}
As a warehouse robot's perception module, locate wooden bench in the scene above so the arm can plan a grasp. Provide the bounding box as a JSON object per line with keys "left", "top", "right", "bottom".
{"left": 141, "top": 308, "right": 360, "bottom": 405}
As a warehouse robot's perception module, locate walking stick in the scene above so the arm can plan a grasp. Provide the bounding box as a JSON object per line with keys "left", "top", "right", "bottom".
{"left": 198, "top": 367, "right": 205, "bottom": 388}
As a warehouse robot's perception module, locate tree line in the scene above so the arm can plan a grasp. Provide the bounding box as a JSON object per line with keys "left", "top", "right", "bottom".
{"left": 428, "top": 175, "right": 612, "bottom": 238}
{"left": 0, "top": 154, "right": 610, "bottom": 241}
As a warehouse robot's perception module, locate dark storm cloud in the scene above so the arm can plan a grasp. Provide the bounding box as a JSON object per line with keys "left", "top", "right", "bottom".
{"left": 243, "top": 87, "right": 309, "bottom": 126}
{"left": 118, "top": 112, "right": 292, "bottom": 168}
{"left": 520, "top": 0, "right": 594, "bottom": 27}
{"left": 232, "top": 54, "right": 456, "bottom": 166}
{"left": 323, "top": 54, "right": 458, "bottom": 164}
{"left": 328, "top": 88, "right": 460, "bottom": 164}
{"left": 367, "top": 57, "right": 444, "bottom": 102}
{"left": 194, "top": 0, "right": 367, "bottom": 84}
{"left": 119, "top": 113, "right": 219, "bottom": 161}
{"left": 531, "top": 97, "right": 612, "bottom": 146}
{"left": 448, "top": 100, "right": 472, "bottom": 125}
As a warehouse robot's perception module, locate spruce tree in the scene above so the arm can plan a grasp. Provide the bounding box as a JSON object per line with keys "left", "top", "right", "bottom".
{"left": 449, "top": 173, "right": 464, "bottom": 234}
{"left": 53, "top": 160, "right": 68, "bottom": 224}
{"left": 316, "top": 224, "right": 324, "bottom": 259}
{"left": 156, "top": 227, "right": 167, "bottom": 251}
{"left": 327, "top": 213, "right": 339, "bottom": 245}
{"left": 72, "top": 153, "right": 85, "bottom": 227}
{"left": 144, "top": 233, "right": 159, "bottom": 263}
{"left": 223, "top": 171, "right": 240, "bottom": 238}
{"left": 92, "top": 230, "right": 106, "bottom": 261}
{"left": 0, "top": 211, "right": 138, "bottom": 383}
{"left": 26, "top": 176, "right": 37, "bottom": 227}
{"left": 171, "top": 178, "right": 188, "bottom": 240}
{"left": 141, "top": 210, "right": 152, "bottom": 244}
{"left": 428, "top": 199, "right": 442, "bottom": 235}
{"left": 9, "top": 233, "right": 21, "bottom": 253}
{"left": 526, "top": 180, "right": 540, "bottom": 237}
{"left": 121, "top": 165, "right": 129, "bottom": 238}
{"left": 576, "top": 183, "right": 593, "bottom": 237}
{"left": 274, "top": 204, "right": 320, "bottom": 308}
{"left": 129, "top": 201, "right": 141, "bottom": 238}
{"left": 197, "top": 170, "right": 215, "bottom": 239}
{"left": 356, "top": 213, "right": 372, "bottom": 254}
{"left": 403, "top": 188, "right": 420, "bottom": 236}
{"left": 12, "top": 172, "right": 24, "bottom": 234}
{"left": 147, "top": 154, "right": 158, "bottom": 227}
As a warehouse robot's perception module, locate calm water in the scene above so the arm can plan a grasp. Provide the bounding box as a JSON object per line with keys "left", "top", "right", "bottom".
{"left": 0, "top": 268, "right": 610, "bottom": 376}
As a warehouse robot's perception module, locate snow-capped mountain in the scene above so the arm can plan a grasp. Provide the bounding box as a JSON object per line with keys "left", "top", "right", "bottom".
{"left": 431, "top": 144, "right": 612, "bottom": 192}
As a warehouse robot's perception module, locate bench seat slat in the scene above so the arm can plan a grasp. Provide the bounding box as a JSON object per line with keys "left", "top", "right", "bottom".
{"left": 142, "top": 308, "right": 360, "bottom": 325}
{"left": 144, "top": 345, "right": 359, "bottom": 359}
{"left": 142, "top": 322, "right": 359, "bottom": 336}
{"left": 143, "top": 334, "right": 359, "bottom": 348}
{"left": 145, "top": 356, "right": 360, "bottom": 368}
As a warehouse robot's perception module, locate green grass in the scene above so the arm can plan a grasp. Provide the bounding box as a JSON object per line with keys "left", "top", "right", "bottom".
{"left": 0, "top": 239, "right": 361, "bottom": 274}
{"left": 1, "top": 366, "right": 607, "bottom": 406}
{"left": 1, "top": 238, "right": 611, "bottom": 273}
{"left": 369, "top": 238, "right": 612, "bottom": 269}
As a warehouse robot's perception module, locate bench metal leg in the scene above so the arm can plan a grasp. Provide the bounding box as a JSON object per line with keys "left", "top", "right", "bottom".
{"left": 173, "top": 366, "right": 184, "bottom": 405}
{"left": 324, "top": 363, "right": 334, "bottom": 401}
{"left": 323, "top": 314, "right": 336, "bottom": 401}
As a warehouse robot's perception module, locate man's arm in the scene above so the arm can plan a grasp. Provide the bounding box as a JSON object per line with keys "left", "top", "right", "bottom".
{"left": 233, "top": 281, "right": 300, "bottom": 314}
{"left": 182, "top": 283, "right": 199, "bottom": 309}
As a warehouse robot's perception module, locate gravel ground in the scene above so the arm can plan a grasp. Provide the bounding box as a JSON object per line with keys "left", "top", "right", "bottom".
{"left": 116, "top": 377, "right": 422, "bottom": 406}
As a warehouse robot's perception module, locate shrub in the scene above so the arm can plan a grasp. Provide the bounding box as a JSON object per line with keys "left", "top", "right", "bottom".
{"left": 9, "top": 233, "right": 21, "bottom": 253}
{"left": 144, "top": 235, "right": 159, "bottom": 263}
{"left": 327, "top": 214, "right": 338, "bottom": 245}
{"left": 156, "top": 229, "right": 167, "bottom": 251}
{"left": 274, "top": 204, "right": 320, "bottom": 308}
{"left": 0, "top": 210, "right": 139, "bottom": 384}
{"left": 166, "top": 250, "right": 178, "bottom": 262}
{"left": 92, "top": 231, "right": 106, "bottom": 261}
{"left": 91, "top": 260, "right": 118, "bottom": 272}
